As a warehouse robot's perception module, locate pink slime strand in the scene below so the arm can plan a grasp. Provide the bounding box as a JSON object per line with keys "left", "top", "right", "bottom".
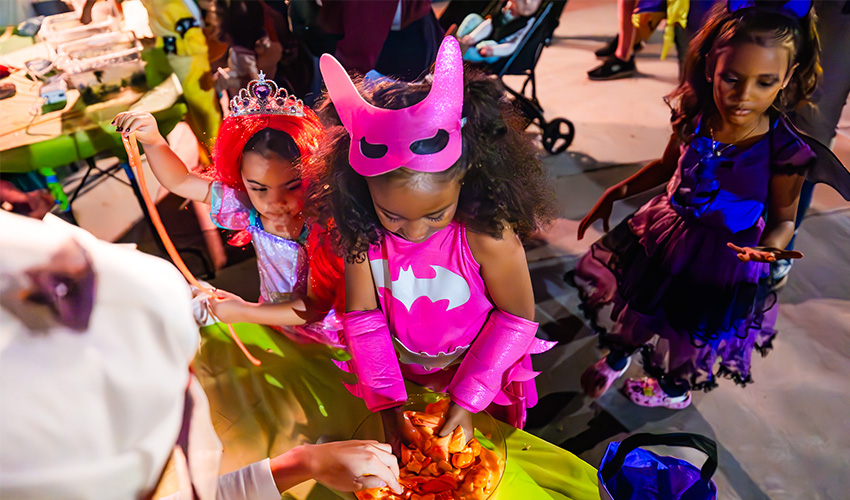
{"left": 122, "top": 134, "right": 262, "bottom": 366}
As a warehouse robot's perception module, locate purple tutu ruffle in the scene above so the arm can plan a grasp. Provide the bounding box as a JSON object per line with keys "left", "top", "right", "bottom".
{"left": 572, "top": 193, "right": 776, "bottom": 391}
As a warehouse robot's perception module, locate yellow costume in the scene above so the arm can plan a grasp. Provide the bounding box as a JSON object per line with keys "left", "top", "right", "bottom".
{"left": 141, "top": 0, "right": 221, "bottom": 148}
{"left": 632, "top": 0, "right": 689, "bottom": 60}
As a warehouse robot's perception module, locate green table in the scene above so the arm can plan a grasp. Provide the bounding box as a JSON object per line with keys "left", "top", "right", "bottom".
{"left": 0, "top": 37, "right": 188, "bottom": 213}
{"left": 0, "top": 42, "right": 187, "bottom": 173}
{"left": 159, "top": 323, "right": 600, "bottom": 500}
{"left": 0, "top": 103, "right": 186, "bottom": 172}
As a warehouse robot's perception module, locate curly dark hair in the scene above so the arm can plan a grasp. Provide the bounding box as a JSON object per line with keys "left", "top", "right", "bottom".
{"left": 305, "top": 66, "right": 556, "bottom": 261}
{"left": 667, "top": 2, "right": 820, "bottom": 141}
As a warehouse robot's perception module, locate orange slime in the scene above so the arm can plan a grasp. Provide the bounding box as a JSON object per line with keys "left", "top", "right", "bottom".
{"left": 122, "top": 134, "right": 261, "bottom": 366}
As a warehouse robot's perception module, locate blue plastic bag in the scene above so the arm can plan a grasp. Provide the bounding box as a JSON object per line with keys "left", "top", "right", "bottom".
{"left": 598, "top": 433, "right": 718, "bottom": 500}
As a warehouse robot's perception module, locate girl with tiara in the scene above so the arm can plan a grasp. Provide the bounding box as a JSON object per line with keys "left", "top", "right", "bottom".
{"left": 570, "top": 0, "right": 849, "bottom": 408}
{"left": 112, "top": 74, "right": 344, "bottom": 347}
{"left": 308, "top": 36, "right": 557, "bottom": 436}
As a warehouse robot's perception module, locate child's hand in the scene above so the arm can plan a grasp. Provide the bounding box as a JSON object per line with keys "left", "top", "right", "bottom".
{"left": 111, "top": 111, "right": 164, "bottom": 145}
{"left": 380, "top": 406, "right": 405, "bottom": 457}
{"left": 478, "top": 45, "right": 495, "bottom": 57}
{"left": 208, "top": 289, "right": 251, "bottom": 324}
{"left": 726, "top": 243, "right": 804, "bottom": 263}
{"left": 439, "top": 403, "right": 474, "bottom": 444}
{"left": 578, "top": 191, "right": 617, "bottom": 240}
{"left": 299, "top": 441, "right": 402, "bottom": 494}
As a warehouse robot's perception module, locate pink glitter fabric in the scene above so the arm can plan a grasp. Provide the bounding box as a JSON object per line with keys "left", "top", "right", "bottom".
{"left": 339, "top": 222, "right": 553, "bottom": 427}
{"left": 319, "top": 36, "right": 464, "bottom": 177}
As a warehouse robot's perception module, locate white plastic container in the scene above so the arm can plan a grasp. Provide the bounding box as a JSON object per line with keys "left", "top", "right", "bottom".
{"left": 55, "top": 32, "right": 147, "bottom": 105}
{"left": 39, "top": 12, "right": 120, "bottom": 47}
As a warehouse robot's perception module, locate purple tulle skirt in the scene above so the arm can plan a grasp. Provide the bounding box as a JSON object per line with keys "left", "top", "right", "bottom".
{"left": 572, "top": 193, "right": 778, "bottom": 390}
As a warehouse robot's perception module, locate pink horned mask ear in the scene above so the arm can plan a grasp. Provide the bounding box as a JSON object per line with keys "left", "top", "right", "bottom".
{"left": 318, "top": 54, "right": 366, "bottom": 137}
{"left": 320, "top": 36, "right": 465, "bottom": 177}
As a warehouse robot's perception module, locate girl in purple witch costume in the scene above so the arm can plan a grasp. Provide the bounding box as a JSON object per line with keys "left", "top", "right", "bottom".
{"left": 307, "top": 37, "right": 557, "bottom": 435}
{"left": 571, "top": 0, "right": 850, "bottom": 409}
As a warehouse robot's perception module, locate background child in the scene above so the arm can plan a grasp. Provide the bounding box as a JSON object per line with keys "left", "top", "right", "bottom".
{"left": 84, "top": 0, "right": 222, "bottom": 150}
{"left": 309, "top": 37, "right": 557, "bottom": 435}
{"left": 456, "top": 0, "right": 542, "bottom": 64}
{"left": 569, "top": 1, "right": 830, "bottom": 409}
{"left": 112, "top": 74, "right": 343, "bottom": 347}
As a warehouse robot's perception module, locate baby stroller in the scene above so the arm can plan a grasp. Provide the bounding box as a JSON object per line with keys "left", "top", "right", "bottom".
{"left": 450, "top": 0, "right": 574, "bottom": 155}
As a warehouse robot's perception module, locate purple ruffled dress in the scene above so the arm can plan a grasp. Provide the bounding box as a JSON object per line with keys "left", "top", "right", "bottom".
{"left": 573, "top": 115, "right": 815, "bottom": 390}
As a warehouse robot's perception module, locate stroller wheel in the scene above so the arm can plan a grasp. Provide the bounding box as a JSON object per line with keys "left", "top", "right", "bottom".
{"left": 542, "top": 118, "right": 575, "bottom": 155}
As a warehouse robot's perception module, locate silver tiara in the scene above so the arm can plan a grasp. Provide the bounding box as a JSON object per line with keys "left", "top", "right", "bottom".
{"left": 229, "top": 71, "right": 305, "bottom": 117}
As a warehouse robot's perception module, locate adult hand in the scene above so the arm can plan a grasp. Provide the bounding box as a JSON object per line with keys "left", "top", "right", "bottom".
{"left": 302, "top": 441, "right": 402, "bottom": 494}
{"left": 726, "top": 243, "right": 804, "bottom": 263}
{"left": 438, "top": 403, "right": 474, "bottom": 444}
{"left": 0, "top": 181, "right": 54, "bottom": 219}
{"left": 208, "top": 289, "right": 251, "bottom": 324}
{"left": 111, "top": 111, "right": 165, "bottom": 145}
{"left": 577, "top": 190, "right": 617, "bottom": 240}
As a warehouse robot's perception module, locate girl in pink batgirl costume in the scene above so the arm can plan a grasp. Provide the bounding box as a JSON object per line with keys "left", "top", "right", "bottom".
{"left": 307, "top": 36, "right": 558, "bottom": 432}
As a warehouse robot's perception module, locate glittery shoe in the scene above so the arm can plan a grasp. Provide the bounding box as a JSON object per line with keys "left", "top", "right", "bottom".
{"left": 581, "top": 356, "right": 631, "bottom": 398}
{"left": 623, "top": 377, "right": 692, "bottom": 410}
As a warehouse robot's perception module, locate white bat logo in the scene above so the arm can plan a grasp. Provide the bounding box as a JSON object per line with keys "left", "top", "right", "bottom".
{"left": 370, "top": 259, "right": 471, "bottom": 312}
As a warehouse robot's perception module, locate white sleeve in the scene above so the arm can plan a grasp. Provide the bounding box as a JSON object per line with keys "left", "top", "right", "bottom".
{"left": 216, "top": 459, "right": 282, "bottom": 500}
{"left": 467, "top": 18, "right": 493, "bottom": 44}
{"left": 157, "top": 459, "right": 281, "bottom": 500}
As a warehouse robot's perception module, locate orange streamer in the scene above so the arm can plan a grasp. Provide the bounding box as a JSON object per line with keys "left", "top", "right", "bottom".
{"left": 122, "top": 134, "right": 261, "bottom": 366}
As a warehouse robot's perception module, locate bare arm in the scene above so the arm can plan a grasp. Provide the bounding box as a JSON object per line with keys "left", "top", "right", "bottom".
{"left": 729, "top": 172, "right": 806, "bottom": 263}
{"left": 578, "top": 133, "right": 680, "bottom": 239}
{"left": 467, "top": 225, "right": 535, "bottom": 321}
{"left": 112, "top": 111, "right": 212, "bottom": 203}
{"left": 343, "top": 256, "right": 404, "bottom": 446}
{"left": 442, "top": 225, "right": 534, "bottom": 437}
{"left": 611, "top": 133, "right": 681, "bottom": 200}
{"left": 209, "top": 256, "right": 342, "bottom": 328}
{"left": 208, "top": 291, "right": 313, "bottom": 325}
{"left": 761, "top": 173, "right": 805, "bottom": 250}
{"left": 345, "top": 257, "right": 379, "bottom": 312}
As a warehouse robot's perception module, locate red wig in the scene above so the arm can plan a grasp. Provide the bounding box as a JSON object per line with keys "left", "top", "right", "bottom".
{"left": 209, "top": 109, "right": 323, "bottom": 191}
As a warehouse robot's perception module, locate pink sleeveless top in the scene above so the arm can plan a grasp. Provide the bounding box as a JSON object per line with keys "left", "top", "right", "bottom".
{"left": 367, "top": 221, "right": 493, "bottom": 378}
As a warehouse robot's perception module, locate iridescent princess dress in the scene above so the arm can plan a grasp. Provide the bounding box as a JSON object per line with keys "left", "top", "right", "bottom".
{"left": 210, "top": 182, "right": 344, "bottom": 348}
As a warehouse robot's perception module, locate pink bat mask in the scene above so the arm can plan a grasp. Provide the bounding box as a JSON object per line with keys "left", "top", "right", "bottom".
{"left": 320, "top": 36, "right": 464, "bottom": 177}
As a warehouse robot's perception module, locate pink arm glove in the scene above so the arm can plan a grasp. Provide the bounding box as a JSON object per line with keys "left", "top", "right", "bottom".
{"left": 343, "top": 309, "right": 407, "bottom": 411}
{"left": 447, "top": 309, "right": 539, "bottom": 413}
